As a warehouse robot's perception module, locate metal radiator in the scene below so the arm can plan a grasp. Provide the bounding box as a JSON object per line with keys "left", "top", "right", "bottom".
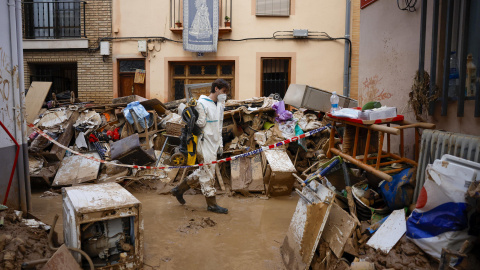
{"left": 414, "top": 130, "right": 480, "bottom": 203}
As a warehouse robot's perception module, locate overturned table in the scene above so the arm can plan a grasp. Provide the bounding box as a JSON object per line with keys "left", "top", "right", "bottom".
{"left": 325, "top": 114, "right": 435, "bottom": 181}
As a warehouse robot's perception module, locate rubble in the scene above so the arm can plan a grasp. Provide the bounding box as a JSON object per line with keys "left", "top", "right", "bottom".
{"left": 22, "top": 87, "right": 479, "bottom": 270}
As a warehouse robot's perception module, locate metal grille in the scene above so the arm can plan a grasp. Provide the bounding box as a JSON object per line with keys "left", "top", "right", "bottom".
{"left": 119, "top": 60, "right": 145, "bottom": 73}
{"left": 29, "top": 63, "right": 78, "bottom": 99}
{"left": 256, "top": 0, "right": 290, "bottom": 16}
{"left": 23, "top": 1, "right": 86, "bottom": 39}
{"left": 262, "top": 58, "right": 290, "bottom": 98}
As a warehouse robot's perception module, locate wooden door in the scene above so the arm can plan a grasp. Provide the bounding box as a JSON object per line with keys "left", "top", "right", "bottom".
{"left": 118, "top": 59, "right": 146, "bottom": 98}
{"left": 119, "top": 74, "right": 146, "bottom": 97}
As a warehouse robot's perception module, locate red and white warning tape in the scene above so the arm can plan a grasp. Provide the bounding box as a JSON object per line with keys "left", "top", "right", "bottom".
{"left": 28, "top": 123, "right": 329, "bottom": 170}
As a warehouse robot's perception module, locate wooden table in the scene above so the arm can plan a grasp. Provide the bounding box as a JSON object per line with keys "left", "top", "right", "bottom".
{"left": 325, "top": 114, "right": 435, "bottom": 181}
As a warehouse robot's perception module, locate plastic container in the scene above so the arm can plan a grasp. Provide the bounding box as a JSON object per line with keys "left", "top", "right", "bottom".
{"left": 330, "top": 91, "right": 340, "bottom": 112}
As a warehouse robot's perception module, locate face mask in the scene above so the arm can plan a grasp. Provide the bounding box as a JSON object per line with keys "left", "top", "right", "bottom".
{"left": 217, "top": 94, "right": 227, "bottom": 102}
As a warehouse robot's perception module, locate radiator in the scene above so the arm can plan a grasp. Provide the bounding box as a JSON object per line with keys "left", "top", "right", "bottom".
{"left": 414, "top": 129, "right": 480, "bottom": 203}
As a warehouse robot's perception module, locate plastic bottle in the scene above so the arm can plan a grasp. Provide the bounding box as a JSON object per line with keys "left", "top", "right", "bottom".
{"left": 448, "top": 51, "right": 459, "bottom": 98}
{"left": 330, "top": 91, "right": 340, "bottom": 112}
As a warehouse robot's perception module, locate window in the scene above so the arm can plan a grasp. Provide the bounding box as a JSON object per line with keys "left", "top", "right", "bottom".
{"left": 256, "top": 0, "right": 290, "bottom": 16}
{"left": 23, "top": 0, "right": 84, "bottom": 39}
{"left": 261, "top": 58, "right": 290, "bottom": 98}
{"left": 29, "top": 63, "right": 78, "bottom": 99}
{"left": 171, "top": 62, "right": 235, "bottom": 100}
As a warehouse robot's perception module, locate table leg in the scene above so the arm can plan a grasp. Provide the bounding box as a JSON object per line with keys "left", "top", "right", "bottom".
{"left": 352, "top": 126, "right": 360, "bottom": 158}
{"left": 376, "top": 132, "right": 384, "bottom": 169}
{"left": 363, "top": 129, "right": 371, "bottom": 163}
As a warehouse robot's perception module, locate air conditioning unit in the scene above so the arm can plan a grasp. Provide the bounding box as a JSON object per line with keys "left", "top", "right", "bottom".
{"left": 100, "top": 41, "right": 110, "bottom": 55}
{"left": 62, "top": 183, "right": 143, "bottom": 268}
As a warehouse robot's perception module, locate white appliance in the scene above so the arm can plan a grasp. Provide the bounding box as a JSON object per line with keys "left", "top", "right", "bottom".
{"left": 62, "top": 183, "right": 143, "bottom": 269}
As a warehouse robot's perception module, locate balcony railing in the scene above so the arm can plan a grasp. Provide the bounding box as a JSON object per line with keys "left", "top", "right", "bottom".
{"left": 170, "top": 0, "right": 232, "bottom": 32}
{"left": 23, "top": 1, "right": 86, "bottom": 39}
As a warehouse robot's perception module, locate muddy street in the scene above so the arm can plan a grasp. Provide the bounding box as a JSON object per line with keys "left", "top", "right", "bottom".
{"left": 31, "top": 190, "right": 298, "bottom": 269}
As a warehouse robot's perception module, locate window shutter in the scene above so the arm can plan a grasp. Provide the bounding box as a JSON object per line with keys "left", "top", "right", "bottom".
{"left": 256, "top": 0, "right": 290, "bottom": 16}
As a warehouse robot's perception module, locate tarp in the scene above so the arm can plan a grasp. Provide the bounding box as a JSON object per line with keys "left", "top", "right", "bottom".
{"left": 183, "top": 0, "right": 218, "bottom": 52}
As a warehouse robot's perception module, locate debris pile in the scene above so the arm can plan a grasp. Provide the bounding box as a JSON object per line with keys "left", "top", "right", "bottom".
{"left": 23, "top": 82, "right": 480, "bottom": 269}
{"left": 0, "top": 209, "right": 54, "bottom": 270}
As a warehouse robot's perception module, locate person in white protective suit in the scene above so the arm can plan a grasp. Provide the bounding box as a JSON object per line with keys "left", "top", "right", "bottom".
{"left": 171, "top": 79, "right": 230, "bottom": 214}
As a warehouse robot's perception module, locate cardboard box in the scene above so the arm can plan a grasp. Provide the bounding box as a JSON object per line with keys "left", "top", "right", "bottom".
{"left": 358, "top": 107, "right": 397, "bottom": 121}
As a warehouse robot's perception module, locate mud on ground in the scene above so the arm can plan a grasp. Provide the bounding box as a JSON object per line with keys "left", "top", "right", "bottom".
{"left": 0, "top": 209, "right": 53, "bottom": 270}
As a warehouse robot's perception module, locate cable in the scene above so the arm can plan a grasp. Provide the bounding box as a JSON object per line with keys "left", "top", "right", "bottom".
{"left": 397, "top": 0, "right": 417, "bottom": 12}
{"left": 88, "top": 31, "right": 352, "bottom": 70}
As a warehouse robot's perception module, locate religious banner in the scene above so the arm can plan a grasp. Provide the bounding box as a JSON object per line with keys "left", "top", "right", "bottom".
{"left": 183, "top": 0, "right": 219, "bottom": 52}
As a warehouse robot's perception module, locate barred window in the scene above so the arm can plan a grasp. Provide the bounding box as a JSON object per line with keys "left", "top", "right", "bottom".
{"left": 256, "top": 0, "right": 290, "bottom": 16}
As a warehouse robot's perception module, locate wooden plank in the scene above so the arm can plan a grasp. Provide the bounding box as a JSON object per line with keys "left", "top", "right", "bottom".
{"left": 25, "top": 81, "right": 52, "bottom": 125}
{"left": 42, "top": 111, "right": 80, "bottom": 162}
{"left": 215, "top": 164, "right": 226, "bottom": 191}
{"left": 366, "top": 209, "right": 406, "bottom": 254}
{"left": 230, "top": 155, "right": 264, "bottom": 192}
{"left": 52, "top": 152, "right": 101, "bottom": 187}
{"left": 280, "top": 182, "right": 334, "bottom": 270}
{"left": 41, "top": 244, "right": 82, "bottom": 270}
{"left": 321, "top": 203, "right": 356, "bottom": 258}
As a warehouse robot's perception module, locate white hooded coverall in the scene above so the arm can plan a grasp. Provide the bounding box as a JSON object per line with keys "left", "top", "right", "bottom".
{"left": 188, "top": 95, "right": 224, "bottom": 197}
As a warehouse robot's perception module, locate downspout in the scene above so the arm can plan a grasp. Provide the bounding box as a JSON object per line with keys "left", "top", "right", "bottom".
{"left": 8, "top": 0, "right": 28, "bottom": 213}
{"left": 343, "top": 0, "right": 351, "bottom": 97}
{"left": 16, "top": 0, "right": 31, "bottom": 211}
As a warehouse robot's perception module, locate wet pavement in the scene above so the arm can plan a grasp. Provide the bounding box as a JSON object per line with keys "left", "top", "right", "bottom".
{"left": 31, "top": 190, "right": 298, "bottom": 269}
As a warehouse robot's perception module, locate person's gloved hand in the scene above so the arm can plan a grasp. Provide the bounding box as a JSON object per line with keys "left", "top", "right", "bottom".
{"left": 217, "top": 146, "right": 223, "bottom": 156}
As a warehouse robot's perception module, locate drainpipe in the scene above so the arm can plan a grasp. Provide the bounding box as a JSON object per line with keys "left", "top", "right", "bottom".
{"left": 343, "top": 0, "right": 351, "bottom": 97}
{"left": 16, "top": 0, "right": 31, "bottom": 211}
{"left": 8, "top": 0, "right": 29, "bottom": 213}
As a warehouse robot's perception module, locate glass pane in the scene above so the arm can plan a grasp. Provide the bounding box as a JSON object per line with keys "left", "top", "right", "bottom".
{"left": 174, "top": 80, "right": 185, "bottom": 100}
{"left": 189, "top": 65, "right": 202, "bottom": 75}
{"left": 119, "top": 60, "right": 145, "bottom": 72}
{"left": 174, "top": 65, "right": 185, "bottom": 75}
{"left": 204, "top": 65, "right": 217, "bottom": 75}
{"left": 221, "top": 65, "right": 232, "bottom": 75}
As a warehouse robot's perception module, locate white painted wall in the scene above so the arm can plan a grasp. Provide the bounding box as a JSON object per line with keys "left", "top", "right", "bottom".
{"left": 112, "top": 0, "right": 348, "bottom": 102}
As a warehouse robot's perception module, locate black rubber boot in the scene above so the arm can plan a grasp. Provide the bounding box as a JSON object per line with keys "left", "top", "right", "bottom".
{"left": 205, "top": 196, "right": 228, "bottom": 214}
{"left": 170, "top": 180, "right": 190, "bottom": 205}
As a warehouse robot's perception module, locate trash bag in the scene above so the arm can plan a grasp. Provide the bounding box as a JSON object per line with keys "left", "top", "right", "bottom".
{"left": 378, "top": 167, "right": 415, "bottom": 210}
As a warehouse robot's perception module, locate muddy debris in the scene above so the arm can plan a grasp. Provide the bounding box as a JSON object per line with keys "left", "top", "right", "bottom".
{"left": 178, "top": 217, "right": 216, "bottom": 234}
{"left": 0, "top": 210, "right": 53, "bottom": 270}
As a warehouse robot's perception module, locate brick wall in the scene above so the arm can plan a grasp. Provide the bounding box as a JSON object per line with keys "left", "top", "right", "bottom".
{"left": 23, "top": 0, "right": 113, "bottom": 105}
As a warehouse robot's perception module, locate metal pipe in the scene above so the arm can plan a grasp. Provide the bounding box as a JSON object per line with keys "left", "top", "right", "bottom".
{"left": 16, "top": 0, "right": 32, "bottom": 212}
{"left": 418, "top": 0, "right": 427, "bottom": 80}
{"left": 457, "top": 0, "right": 470, "bottom": 117}
{"left": 441, "top": 0, "right": 455, "bottom": 116}
{"left": 8, "top": 0, "right": 28, "bottom": 213}
{"left": 343, "top": 0, "right": 351, "bottom": 97}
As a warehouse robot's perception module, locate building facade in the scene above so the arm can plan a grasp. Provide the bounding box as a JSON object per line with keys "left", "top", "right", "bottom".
{"left": 358, "top": 0, "right": 480, "bottom": 140}
{"left": 22, "top": 0, "right": 113, "bottom": 104}
{"left": 110, "top": 0, "right": 360, "bottom": 102}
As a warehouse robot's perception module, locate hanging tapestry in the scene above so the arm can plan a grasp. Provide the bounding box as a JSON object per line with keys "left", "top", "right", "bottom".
{"left": 183, "top": 0, "right": 218, "bottom": 52}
